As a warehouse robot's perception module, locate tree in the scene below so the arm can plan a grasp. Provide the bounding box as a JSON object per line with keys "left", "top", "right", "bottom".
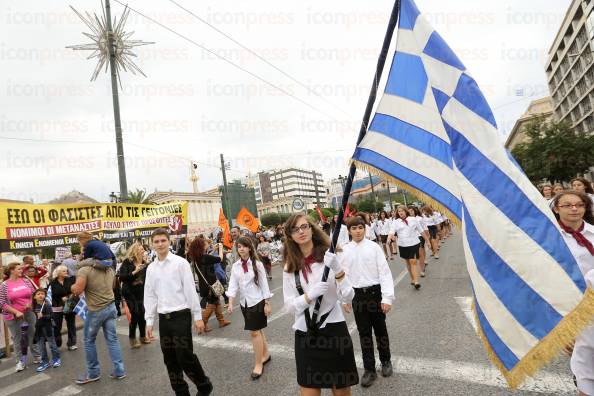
{"left": 261, "top": 213, "right": 281, "bottom": 227}
{"left": 308, "top": 207, "right": 335, "bottom": 221}
{"left": 357, "top": 199, "right": 384, "bottom": 213}
{"left": 127, "top": 188, "right": 149, "bottom": 204}
{"left": 511, "top": 118, "right": 594, "bottom": 183}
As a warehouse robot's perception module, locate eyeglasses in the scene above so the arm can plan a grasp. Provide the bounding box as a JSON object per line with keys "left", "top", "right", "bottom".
{"left": 557, "top": 203, "right": 586, "bottom": 209}
{"left": 291, "top": 223, "right": 311, "bottom": 234}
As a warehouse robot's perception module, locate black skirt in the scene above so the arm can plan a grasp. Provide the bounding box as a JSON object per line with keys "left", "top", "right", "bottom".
{"left": 418, "top": 235, "right": 425, "bottom": 248}
{"left": 399, "top": 243, "right": 420, "bottom": 259}
{"left": 294, "top": 321, "right": 359, "bottom": 389}
{"left": 241, "top": 299, "right": 267, "bottom": 331}
{"left": 427, "top": 225, "right": 438, "bottom": 239}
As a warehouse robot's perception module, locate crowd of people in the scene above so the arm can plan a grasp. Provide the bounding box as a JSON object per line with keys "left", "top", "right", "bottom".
{"left": 0, "top": 177, "right": 593, "bottom": 395}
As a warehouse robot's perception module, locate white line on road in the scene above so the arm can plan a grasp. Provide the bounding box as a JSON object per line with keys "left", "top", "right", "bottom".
{"left": 0, "top": 367, "right": 16, "bottom": 380}
{"left": 47, "top": 384, "right": 83, "bottom": 396}
{"left": 455, "top": 296, "right": 478, "bottom": 333}
{"left": 0, "top": 373, "right": 50, "bottom": 396}
{"left": 189, "top": 334, "right": 574, "bottom": 394}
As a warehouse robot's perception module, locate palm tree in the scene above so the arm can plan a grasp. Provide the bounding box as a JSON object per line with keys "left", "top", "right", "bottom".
{"left": 127, "top": 188, "right": 148, "bottom": 204}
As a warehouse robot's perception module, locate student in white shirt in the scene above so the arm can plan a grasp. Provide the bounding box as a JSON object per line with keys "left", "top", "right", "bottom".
{"left": 330, "top": 215, "right": 350, "bottom": 248}
{"left": 342, "top": 216, "right": 394, "bottom": 388}
{"left": 143, "top": 228, "right": 213, "bottom": 396}
{"left": 376, "top": 211, "right": 392, "bottom": 259}
{"left": 282, "top": 214, "right": 358, "bottom": 394}
{"left": 226, "top": 237, "right": 272, "bottom": 380}
{"left": 390, "top": 206, "right": 425, "bottom": 289}
{"left": 552, "top": 191, "right": 594, "bottom": 396}
{"left": 408, "top": 206, "right": 430, "bottom": 277}
{"left": 421, "top": 206, "right": 440, "bottom": 259}
{"left": 387, "top": 211, "right": 398, "bottom": 257}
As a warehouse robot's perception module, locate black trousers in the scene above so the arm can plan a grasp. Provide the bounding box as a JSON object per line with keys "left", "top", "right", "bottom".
{"left": 352, "top": 285, "right": 391, "bottom": 372}
{"left": 123, "top": 288, "right": 146, "bottom": 339}
{"left": 52, "top": 311, "right": 77, "bottom": 348}
{"left": 158, "top": 309, "right": 211, "bottom": 396}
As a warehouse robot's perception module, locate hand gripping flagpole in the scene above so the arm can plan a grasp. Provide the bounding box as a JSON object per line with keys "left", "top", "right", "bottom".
{"left": 309, "top": 0, "right": 401, "bottom": 331}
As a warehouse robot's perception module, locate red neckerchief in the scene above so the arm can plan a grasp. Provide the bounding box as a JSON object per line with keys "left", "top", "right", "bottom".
{"left": 559, "top": 221, "right": 594, "bottom": 256}
{"left": 302, "top": 254, "right": 315, "bottom": 284}
{"left": 241, "top": 258, "right": 249, "bottom": 273}
{"left": 402, "top": 217, "right": 408, "bottom": 225}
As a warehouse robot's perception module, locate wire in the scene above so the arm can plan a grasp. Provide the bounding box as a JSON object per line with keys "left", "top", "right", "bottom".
{"left": 166, "top": 0, "right": 353, "bottom": 119}
{"left": 111, "top": 0, "right": 346, "bottom": 124}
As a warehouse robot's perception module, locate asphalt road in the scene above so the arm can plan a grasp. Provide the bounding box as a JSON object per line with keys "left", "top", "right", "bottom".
{"left": 0, "top": 231, "right": 577, "bottom": 395}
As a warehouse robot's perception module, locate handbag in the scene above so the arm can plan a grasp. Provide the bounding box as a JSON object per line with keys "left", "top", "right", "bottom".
{"left": 62, "top": 295, "right": 79, "bottom": 314}
{"left": 193, "top": 263, "right": 225, "bottom": 298}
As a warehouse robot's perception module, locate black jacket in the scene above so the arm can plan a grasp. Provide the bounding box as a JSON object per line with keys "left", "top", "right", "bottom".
{"left": 192, "top": 254, "right": 221, "bottom": 300}
{"left": 118, "top": 258, "right": 147, "bottom": 297}
{"left": 49, "top": 277, "right": 75, "bottom": 308}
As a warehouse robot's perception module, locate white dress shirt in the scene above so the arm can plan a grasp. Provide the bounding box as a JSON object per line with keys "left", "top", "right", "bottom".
{"left": 416, "top": 215, "right": 429, "bottom": 232}
{"left": 144, "top": 252, "right": 202, "bottom": 326}
{"left": 342, "top": 238, "right": 394, "bottom": 304}
{"left": 283, "top": 260, "right": 354, "bottom": 332}
{"left": 565, "top": 222, "right": 594, "bottom": 393}
{"left": 365, "top": 224, "right": 377, "bottom": 241}
{"left": 376, "top": 219, "right": 391, "bottom": 235}
{"left": 226, "top": 258, "right": 272, "bottom": 308}
{"left": 390, "top": 217, "right": 425, "bottom": 247}
{"left": 330, "top": 224, "right": 350, "bottom": 248}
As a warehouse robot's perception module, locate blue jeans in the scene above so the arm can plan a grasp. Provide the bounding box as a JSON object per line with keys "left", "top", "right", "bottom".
{"left": 83, "top": 303, "right": 125, "bottom": 378}
{"left": 38, "top": 332, "right": 60, "bottom": 364}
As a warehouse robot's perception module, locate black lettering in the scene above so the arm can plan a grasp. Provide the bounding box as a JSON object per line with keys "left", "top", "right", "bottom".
{"left": 48, "top": 209, "right": 58, "bottom": 222}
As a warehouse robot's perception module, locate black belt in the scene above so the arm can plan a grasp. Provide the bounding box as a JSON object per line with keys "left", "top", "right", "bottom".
{"left": 353, "top": 284, "right": 381, "bottom": 294}
{"left": 159, "top": 308, "right": 191, "bottom": 320}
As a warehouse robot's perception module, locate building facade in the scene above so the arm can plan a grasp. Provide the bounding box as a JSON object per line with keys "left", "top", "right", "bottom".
{"left": 219, "top": 180, "right": 258, "bottom": 221}
{"left": 545, "top": 0, "right": 594, "bottom": 135}
{"left": 251, "top": 168, "right": 326, "bottom": 206}
{"left": 504, "top": 97, "right": 555, "bottom": 151}
{"left": 147, "top": 190, "right": 222, "bottom": 236}
{"left": 257, "top": 196, "right": 318, "bottom": 217}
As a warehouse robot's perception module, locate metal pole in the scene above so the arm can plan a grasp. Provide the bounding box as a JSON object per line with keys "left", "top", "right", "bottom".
{"left": 368, "top": 171, "right": 376, "bottom": 201}
{"left": 220, "top": 154, "right": 231, "bottom": 219}
{"left": 386, "top": 181, "right": 393, "bottom": 211}
{"left": 313, "top": 171, "right": 321, "bottom": 208}
{"left": 105, "top": 0, "right": 128, "bottom": 201}
{"left": 310, "top": 0, "right": 401, "bottom": 331}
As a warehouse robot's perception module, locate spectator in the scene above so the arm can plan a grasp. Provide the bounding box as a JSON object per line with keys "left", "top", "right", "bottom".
{"left": 0, "top": 262, "right": 37, "bottom": 372}
{"left": 71, "top": 232, "right": 126, "bottom": 384}
{"left": 49, "top": 265, "right": 77, "bottom": 350}
{"left": 119, "top": 242, "right": 150, "bottom": 348}
{"left": 32, "top": 288, "right": 60, "bottom": 372}
{"left": 62, "top": 252, "right": 78, "bottom": 277}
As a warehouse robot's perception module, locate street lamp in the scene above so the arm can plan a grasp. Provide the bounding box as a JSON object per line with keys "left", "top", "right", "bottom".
{"left": 109, "top": 191, "right": 120, "bottom": 203}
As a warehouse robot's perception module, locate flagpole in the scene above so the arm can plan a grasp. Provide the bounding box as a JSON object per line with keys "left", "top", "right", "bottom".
{"left": 310, "top": 0, "right": 401, "bottom": 330}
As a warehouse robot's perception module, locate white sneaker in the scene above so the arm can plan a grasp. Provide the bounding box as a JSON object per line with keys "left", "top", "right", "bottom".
{"left": 435, "top": 254, "right": 439, "bottom": 259}
{"left": 15, "top": 361, "right": 25, "bottom": 372}
{"left": 420, "top": 272, "right": 426, "bottom": 277}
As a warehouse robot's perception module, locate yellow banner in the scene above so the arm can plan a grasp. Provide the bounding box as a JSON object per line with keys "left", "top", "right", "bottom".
{"left": 0, "top": 202, "right": 187, "bottom": 251}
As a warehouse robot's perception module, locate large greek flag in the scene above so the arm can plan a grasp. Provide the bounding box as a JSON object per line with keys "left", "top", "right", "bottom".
{"left": 352, "top": 0, "right": 594, "bottom": 387}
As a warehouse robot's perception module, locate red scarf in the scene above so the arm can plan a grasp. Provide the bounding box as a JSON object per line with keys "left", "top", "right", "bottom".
{"left": 241, "top": 258, "right": 249, "bottom": 273}
{"left": 401, "top": 217, "right": 408, "bottom": 225}
{"left": 559, "top": 221, "right": 594, "bottom": 256}
{"left": 302, "top": 255, "right": 315, "bottom": 284}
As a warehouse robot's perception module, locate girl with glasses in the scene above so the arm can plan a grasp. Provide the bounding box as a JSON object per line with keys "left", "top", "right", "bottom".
{"left": 282, "top": 214, "right": 358, "bottom": 395}
{"left": 552, "top": 190, "right": 594, "bottom": 396}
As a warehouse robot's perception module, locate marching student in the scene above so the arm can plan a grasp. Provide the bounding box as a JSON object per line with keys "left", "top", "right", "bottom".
{"left": 421, "top": 206, "right": 440, "bottom": 259}
{"left": 389, "top": 206, "right": 425, "bottom": 289}
{"left": 226, "top": 236, "right": 272, "bottom": 380}
{"left": 342, "top": 216, "right": 394, "bottom": 388}
{"left": 330, "top": 215, "right": 350, "bottom": 248}
{"left": 283, "top": 214, "right": 358, "bottom": 395}
{"left": 551, "top": 191, "right": 594, "bottom": 396}
{"left": 376, "top": 211, "right": 392, "bottom": 259}
{"left": 408, "top": 206, "right": 430, "bottom": 277}
{"left": 356, "top": 212, "right": 377, "bottom": 242}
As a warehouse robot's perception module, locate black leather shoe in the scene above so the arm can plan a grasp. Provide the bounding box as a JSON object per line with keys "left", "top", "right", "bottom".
{"left": 381, "top": 361, "right": 393, "bottom": 377}
{"left": 360, "top": 370, "right": 377, "bottom": 387}
{"left": 251, "top": 371, "right": 262, "bottom": 380}
{"left": 196, "top": 377, "right": 213, "bottom": 396}
{"left": 263, "top": 356, "right": 271, "bottom": 366}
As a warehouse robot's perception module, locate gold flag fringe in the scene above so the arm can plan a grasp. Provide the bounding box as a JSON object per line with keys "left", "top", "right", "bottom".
{"left": 351, "top": 160, "right": 461, "bottom": 229}
{"left": 472, "top": 288, "right": 594, "bottom": 388}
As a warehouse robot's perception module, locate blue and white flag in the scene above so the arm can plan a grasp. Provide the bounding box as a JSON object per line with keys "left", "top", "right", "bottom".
{"left": 73, "top": 295, "right": 88, "bottom": 321}
{"left": 352, "top": 0, "right": 594, "bottom": 387}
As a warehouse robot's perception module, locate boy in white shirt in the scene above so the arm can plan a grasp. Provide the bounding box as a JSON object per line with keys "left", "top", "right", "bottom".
{"left": 342, "top": 216, "right": 394, "bottom": 388}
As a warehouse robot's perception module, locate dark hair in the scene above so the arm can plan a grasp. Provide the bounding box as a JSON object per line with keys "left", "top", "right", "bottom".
{"left": 346, "top": 216, "right": 366, "bottom": 229}
{"left": 283, "top": 214, "right": 330, "bottom": 273}
{"left": 187, "top": 237, "right": 206, "bottom": 264}
{"left": 552, "top": 190, "right": 594, "bottom": 225}
{"left": 236, "top": 236, "right": 259, "bottom": 285}
{"left": 570, "top": 177, "right": 594, "bottom": 194}
{"left": 379, "top": 210, "right": 387, "bottom": 220}
{"left": 409, "top": 206, "right": 422, "bottom": 216}
{"left": 33, "top": 288, "right": 47, "bottom": 300}
{"left": 421, "top": 206, "right": 434, "bottom": 216}
{"left": 231, "top": 226, "right": 241, "bottom": 232}
{"left": 151, "top": 228, "right": 170, "bottom": 241}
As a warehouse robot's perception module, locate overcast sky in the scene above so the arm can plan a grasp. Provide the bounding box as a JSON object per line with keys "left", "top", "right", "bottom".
{"left": 0, "top": 0, "right": 570, "bottom": 203}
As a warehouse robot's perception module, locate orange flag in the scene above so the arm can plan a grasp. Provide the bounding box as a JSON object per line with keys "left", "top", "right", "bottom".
{"left": 236, "top": 207, "right": 260, "bottom": 233}
{"left": 218, "top": 209, "right": 233, "bottom": 248}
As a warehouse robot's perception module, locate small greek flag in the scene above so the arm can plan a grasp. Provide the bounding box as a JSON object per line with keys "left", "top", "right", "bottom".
{"left": 73, "top": 295, "right": 88, "bottom": 321}
{"left": 351, "top": 0, "right": 594, "bottom": 387}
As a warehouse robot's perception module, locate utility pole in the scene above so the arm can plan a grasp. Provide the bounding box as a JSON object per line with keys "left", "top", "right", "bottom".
{"left": 105, "top": 0, "right": 128, "bottom": 201}
{"left": 220, "top": 154, "right": 231, "bottom": 219}
{"left": 368, "top": 172, "right": 376, "bottom": 201}
{"left": 386, "top": 181, "right": 393, "bottom": 211}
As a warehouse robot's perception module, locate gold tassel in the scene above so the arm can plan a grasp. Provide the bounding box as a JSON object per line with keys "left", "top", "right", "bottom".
{"left": 351, "top": 160, "right": 461, "bottom": 228}
{"left": 472, "top": 288, "right": 594, "bottom": 388}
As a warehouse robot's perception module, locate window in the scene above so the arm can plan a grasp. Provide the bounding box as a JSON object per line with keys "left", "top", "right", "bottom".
{"left": 587, "top": 12, "right": 594, "bottom": 50}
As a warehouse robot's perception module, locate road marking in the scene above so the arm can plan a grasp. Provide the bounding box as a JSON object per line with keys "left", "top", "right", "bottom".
{"left": 188, "top": 334, "right": 574, "bottom": 394}
{"left": 47, "top": 385, "right": 83, "bottom": 396}
{"left": 267, "top": 307, "right": 288, "bottom": 324}
{"left": 455, "top": 296, "right": 478, "bottom": 333}
{"left": 0, "top": 367, "right": 16, "bottom": 379}
{"left": 0, "top": 373, "right": 50, "bottom": 396}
